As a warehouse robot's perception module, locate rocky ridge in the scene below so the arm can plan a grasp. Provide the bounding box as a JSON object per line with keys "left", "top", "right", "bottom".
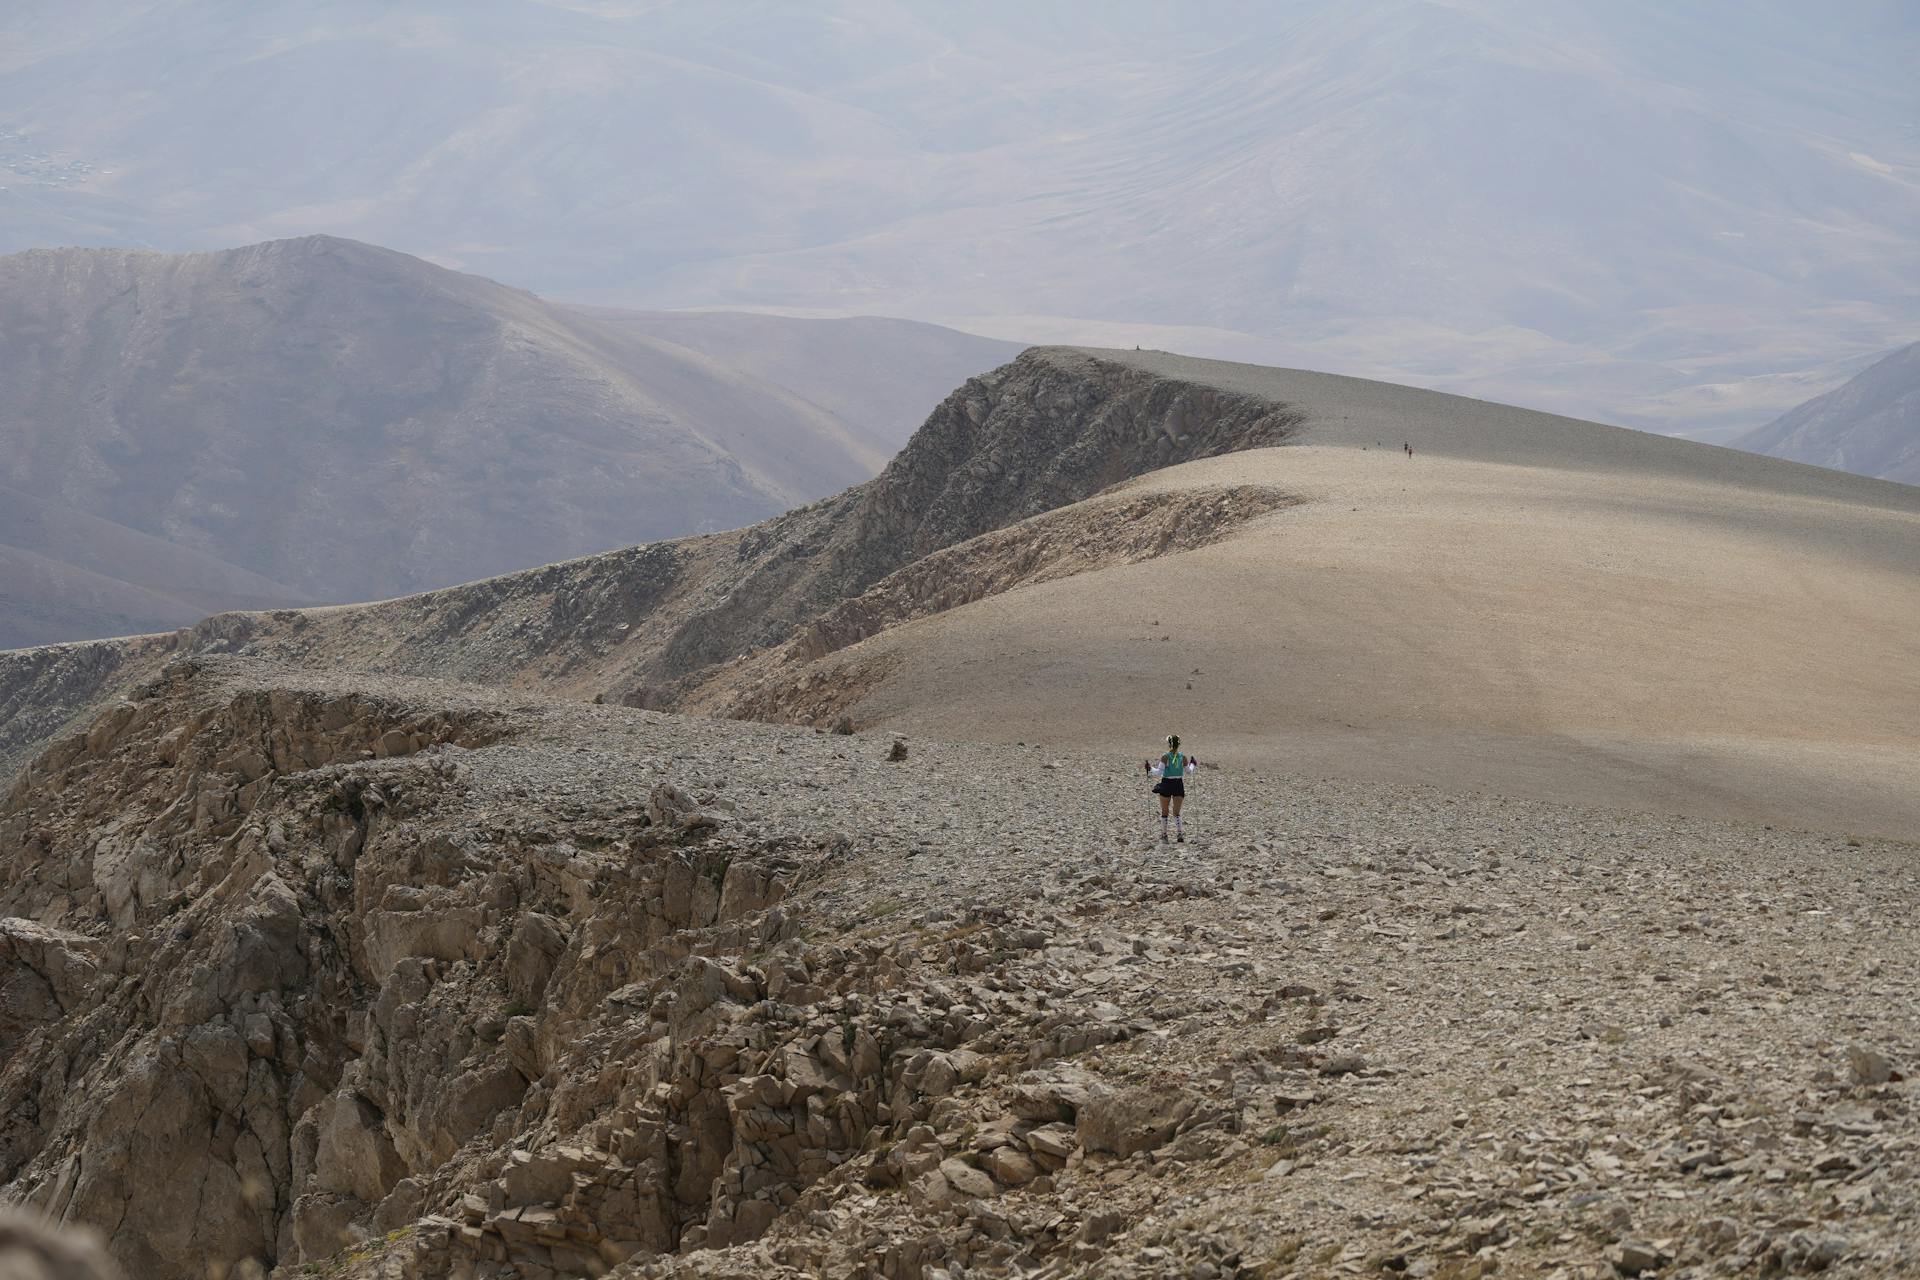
{"left": 2, "top": 659, "right": 1916, "bottom": 1279}
{"left": 0, "top": 348, "right": 1303, "bottom": 780}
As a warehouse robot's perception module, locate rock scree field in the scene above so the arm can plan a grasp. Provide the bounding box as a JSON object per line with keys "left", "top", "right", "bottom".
{"left": 1, "top": 660, "right": 1917, "bottom": 1279}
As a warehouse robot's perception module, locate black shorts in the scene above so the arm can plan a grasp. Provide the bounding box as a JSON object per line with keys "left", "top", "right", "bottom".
{"left": 1153, "top": 778, "right": 1185, "bottom": 797}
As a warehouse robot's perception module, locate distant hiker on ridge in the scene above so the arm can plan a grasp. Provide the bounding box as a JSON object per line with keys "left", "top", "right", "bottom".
{"left": 1145, "top": 734, "right": 1193, "bottom": 843}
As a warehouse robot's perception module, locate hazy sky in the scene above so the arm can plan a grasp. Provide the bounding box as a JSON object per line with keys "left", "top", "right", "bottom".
{"left": 2, "top": 0, "right": 1916, "bottom": 436}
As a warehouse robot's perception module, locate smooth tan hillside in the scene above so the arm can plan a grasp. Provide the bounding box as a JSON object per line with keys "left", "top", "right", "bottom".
{"left": 718, "top": 350, "right": 1920, "bottom": 838}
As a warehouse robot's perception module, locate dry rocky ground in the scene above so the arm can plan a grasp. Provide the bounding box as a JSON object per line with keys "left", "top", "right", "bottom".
{"left": 2, "top": 659, "right": 1915, "bottom": 1279}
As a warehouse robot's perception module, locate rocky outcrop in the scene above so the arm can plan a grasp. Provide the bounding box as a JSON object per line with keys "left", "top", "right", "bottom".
{"left": 0, "top": 636, "right": 174, "bottom": 784}
{"left": 0, "top": 661, "right": 1190, "bottom": 1279}
{"left": 0, "top": 664, "right": 522, "bottom": 1277}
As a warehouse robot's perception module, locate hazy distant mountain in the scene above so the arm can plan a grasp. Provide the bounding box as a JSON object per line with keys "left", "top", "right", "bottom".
{"left": 0, "top": 0, "right": 1912, "bottom": 435}
{"left": 1734, "top": 343, "right": 1920, "bottom": 485}
{"left": 565, "top": 308, "right": 1025, "bottom": 455}
{"left": 0, "top": 235, "right": 1020, "bottom": 647}
{"left": 0, "top": 479, "right": 308, "bottom": 648}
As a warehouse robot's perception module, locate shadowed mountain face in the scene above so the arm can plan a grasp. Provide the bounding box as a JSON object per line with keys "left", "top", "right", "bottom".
{"left": 0, "top": 235, "right": 1021, "bottom": 646}
{"left": 1734, "top": 342, "right": 1920, "bottom": 485}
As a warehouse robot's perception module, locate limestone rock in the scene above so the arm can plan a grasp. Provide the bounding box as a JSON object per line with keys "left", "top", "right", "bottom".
{"left": 1076, "top": 1085, "right": 1200, "bottom": 1157}
{"left": 937, "top": 1157, "right": 997, "bottom": 1200}
{"left": 506, "top": 912, "right": 568, "bottom": 1008}
{"left": 1610, "top": 1240, "right": 1669, "bottom": 1276}
{"left": 981, "top": 1146, "right": 1038, "bottom": 1186}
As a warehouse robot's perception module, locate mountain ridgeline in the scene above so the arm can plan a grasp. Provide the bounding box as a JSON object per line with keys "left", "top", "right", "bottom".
{"left": 0, "top": 348, "right": 1299, "bottom": 779}
{"left": 2, "top": 346, "right": 1918, "bottom": 1280}
{"left": 1735, "top": 341, "right": 1920, "bottom": 485}
{"left": 8, "top": 340, "right": 1920, "bottom": 841}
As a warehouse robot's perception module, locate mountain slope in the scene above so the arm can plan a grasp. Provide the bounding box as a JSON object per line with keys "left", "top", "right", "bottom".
{"left": 679, "top": 352, "right": 1920, "bottom": 839}
{"left": 0, "top": 349, "right": 1299, "bottom": 776}
{"left": 0, "top": 480, "right": 307, "bottom": 648}
{"left": 563, "top": 308, "right": 1024, "bottom": 451}
{"left": 1734, "top": 342, "right": 1920, "bottom": 484}
{"left": 0, "top": 235, "right": 1019, "bottom": 643}
{"left": 6, "top": 347, "right": 1917, "bottom": 840}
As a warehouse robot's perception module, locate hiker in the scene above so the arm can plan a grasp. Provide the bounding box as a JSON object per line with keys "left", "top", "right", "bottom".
{"left": 1145, "top": 734, "right": 1192, "bottom": 843}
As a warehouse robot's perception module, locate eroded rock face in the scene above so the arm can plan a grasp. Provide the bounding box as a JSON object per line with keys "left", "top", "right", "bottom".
{"left": 2, "top": 662, "right": 1111, "bottom": 1280}
{"left": 0, "top": 922, "right": 99, "bottom": 1064}
{"left": 0, "top": 662, "right": 1216, "bottom": 1279}
{"left": 0, "top": 663, "right": 796, "bottom": 1278}
{"left": 0, "top": 666, "right": 514, "bottom": 1276}
{"left": 0, "top": 636, "right": 173, "bottom": 785}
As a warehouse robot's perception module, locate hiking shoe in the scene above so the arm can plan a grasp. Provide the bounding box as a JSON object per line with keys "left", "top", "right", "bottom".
{"left": 1176, "top": 833, "right": 1185, "bottom": 843}
{"left": 1160, "top": 831, "right": 1169, "bottom": 844}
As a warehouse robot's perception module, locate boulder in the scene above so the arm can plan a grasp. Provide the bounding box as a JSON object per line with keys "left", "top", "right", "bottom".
{"left": 1076, "top": 1085, "right": 1199, "bottom": 1157}
{"left": 506, "top": 912, "right": 568, "bottom": 1007}
{"left": 647, "top": 783, "right": 697, "bottom": 826}
{"left": 313, "top": 1092, "right": 409, "bottom": 1205}
{"left": 982, "top": 1146, "right": 1039, "bottom": 1186}
{"left": 937, "top": 1157, "right": 997, "bottom": 1200}
{"left": 1024, "top": 1124, "right": 1079, "bottom": 1168}
{"left": 1846, "top": 1044, "right": 1894, "bottom": 1086}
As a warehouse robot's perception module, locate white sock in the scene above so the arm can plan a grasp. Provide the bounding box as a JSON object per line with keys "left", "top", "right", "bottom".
{"left": 1175, "top": 815, "right": 1184, "bottom": 834}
